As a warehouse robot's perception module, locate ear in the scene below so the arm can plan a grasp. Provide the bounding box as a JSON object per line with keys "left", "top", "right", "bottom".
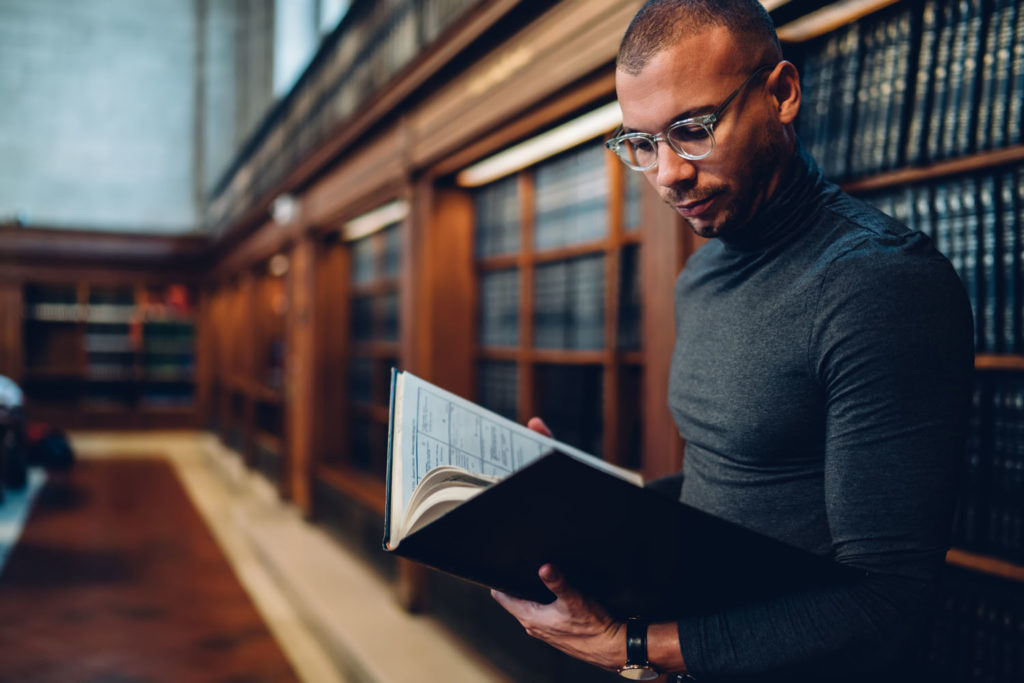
{"left": 767, "top": 60, "right": 801, "bottom": 124}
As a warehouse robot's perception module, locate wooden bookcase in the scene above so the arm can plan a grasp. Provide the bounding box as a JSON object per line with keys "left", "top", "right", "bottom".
{"left": 20, "top": 280, "right": 198, "bottom": 429}
{"left": 468, "top": 140, "right": 647, "bottom": 468}
{"left": 312, "top": 213, "right": 405, "bottom": 513}
{"left": 787, "top": 0, "right": 1024, "bottom": 677}
{"left": 203, "top": 258, "right": 290, "bottom": 487}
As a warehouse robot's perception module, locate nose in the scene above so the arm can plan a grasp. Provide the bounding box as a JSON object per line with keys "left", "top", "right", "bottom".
{"left": 654, "top": 141, "right": 697, "bottom": 189}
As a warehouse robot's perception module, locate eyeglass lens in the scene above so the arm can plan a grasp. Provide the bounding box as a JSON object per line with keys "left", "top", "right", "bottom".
{"left": 621, "top": 121, "right": 713, "bottom": 169}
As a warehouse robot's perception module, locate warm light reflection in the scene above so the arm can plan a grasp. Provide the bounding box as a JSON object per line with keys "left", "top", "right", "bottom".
{"left": 456, "top": 101, "right": 622, "bottom": 188}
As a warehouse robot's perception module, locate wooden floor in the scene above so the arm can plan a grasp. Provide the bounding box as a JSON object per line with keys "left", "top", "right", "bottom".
{"left": 0, "top": 458, "right": 299, "bottom": 682}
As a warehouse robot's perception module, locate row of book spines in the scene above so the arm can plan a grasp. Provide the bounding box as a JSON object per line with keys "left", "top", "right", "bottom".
{"left": 926, "top": 566, "right": 1024, "bottom": 683}
{"left": 28, "top": 304, "right": 196, "bottom": 324}
{"left": 474, "top": 140, "right": 644, "bottom": 259}
{"left": 799, "top": 5, "right": 912, "bottom": 179}
{"left": 861, "top": 164, "right": 1024, "bottom": 354}
{"left": 799, "top": 0, "right": 1024, "bottom": 181}
{"left": 350, "top": 292, "right": 399, "bottom": 343}
{"left": 952, "top": 374, "right": 1024, "bottom": 562}
{"left": 477, "top": 257, "right": 642, "bottom": 350}
{"left": 350, "top": 223, "right": 402, "bottom": 285}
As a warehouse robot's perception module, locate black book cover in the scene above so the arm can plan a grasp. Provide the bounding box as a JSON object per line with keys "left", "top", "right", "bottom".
{"left": 387, "top": 450, "right": 856, "bottom": 622}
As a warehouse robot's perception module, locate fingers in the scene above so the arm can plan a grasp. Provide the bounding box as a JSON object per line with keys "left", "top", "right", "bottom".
{"left": 527, "top": 417, "right": 553, "bottom": 437}
{"left": 538, "top": 563, "right": 580, "bottom": 606}
{"left": 491, "top": 588, "right": 539, "bottom": 611}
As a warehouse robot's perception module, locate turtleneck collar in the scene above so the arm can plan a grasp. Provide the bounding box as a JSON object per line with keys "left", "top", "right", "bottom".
{"left": 718, "top": 140, "right": 833, "bottom": 253}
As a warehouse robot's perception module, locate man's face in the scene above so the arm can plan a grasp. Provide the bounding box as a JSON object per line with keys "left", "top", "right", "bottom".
{"left": 616, "top": 27, "right": 787, "bottom": 240}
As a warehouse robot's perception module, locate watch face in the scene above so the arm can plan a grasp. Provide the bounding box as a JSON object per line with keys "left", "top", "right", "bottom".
{"left": 618, "top": 665, "right": 660, "bottom": 681}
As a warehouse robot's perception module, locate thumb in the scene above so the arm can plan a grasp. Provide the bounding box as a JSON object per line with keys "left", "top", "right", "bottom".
{"left": 538, "top": 563, "right": 569, "bottom": 597}
{"left": 527, "top": 417, "right": 553, "bottom": 438}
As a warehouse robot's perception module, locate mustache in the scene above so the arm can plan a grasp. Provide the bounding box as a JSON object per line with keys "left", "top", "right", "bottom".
{"left": 664, "top": 187, "right": 722, "bottom": 205}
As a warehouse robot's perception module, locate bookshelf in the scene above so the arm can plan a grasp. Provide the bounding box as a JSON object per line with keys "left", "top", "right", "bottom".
{"left": 790, "top": 0, "right": 1024, "bottom": 677}
{"left": 471, "top": 138, "right": 646, "bottom": 469}
{"left": 19, "top": 281, "right": 198, "bottom": 428}
{"left": 311, "top": 211, "right": 406, "bottom": 514}
{"left": 199, "top": 258, "right": 296, "bottom": 488}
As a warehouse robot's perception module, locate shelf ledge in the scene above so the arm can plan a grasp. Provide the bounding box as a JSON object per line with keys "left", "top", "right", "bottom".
{"left": 946, "top": 548, "right": 1024, "bottom": 583}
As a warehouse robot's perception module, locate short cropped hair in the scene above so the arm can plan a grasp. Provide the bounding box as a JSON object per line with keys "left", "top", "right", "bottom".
{"left": 617, "top": 0, "right": 782, "bottom": 75}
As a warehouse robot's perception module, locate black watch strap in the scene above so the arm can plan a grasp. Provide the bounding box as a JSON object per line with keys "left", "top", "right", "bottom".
{"left": 618, "top": 618, "right": 659, "bottom": 680}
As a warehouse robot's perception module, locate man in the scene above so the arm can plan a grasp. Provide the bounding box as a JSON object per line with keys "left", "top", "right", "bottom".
{"left": 492, "top": 1, "right": 974, "bottom": 681}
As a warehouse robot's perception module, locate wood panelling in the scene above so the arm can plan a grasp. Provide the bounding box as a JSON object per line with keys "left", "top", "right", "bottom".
{"left": 313, "top": 239, "right": 350, "bottom": 466}
{"left": 640, "top": 179, "right": 688, "bottom": 480}
{"left": 418, "top": 185, "right": 474, "bottom": 395}
{"left": 286, "top": 237, "right": 317, "bottom": 513}
{"left": 302, "top": 126, "right": 409, "bottom": 231}
{"left": 0, "top": 225, "right": 209, "bottom": 271}
{"left": 408, "top": 0, "right": 643, "bottom": 169}
{"left": 0, "top": 281, "right": 24, "bottom": 381}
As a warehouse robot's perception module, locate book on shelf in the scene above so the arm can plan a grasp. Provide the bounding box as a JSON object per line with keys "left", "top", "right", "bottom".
{"left": 862, "top": 164, "right": 1024, "bottom": 355}
{"left": 800, "top": 0, "right": 1024, "bottom": 180}
{"left": 926, "top": 565, "right": 1024, "bottom": 681}
{"left": 383, "top": 370, "right": 854, "bottom": 620}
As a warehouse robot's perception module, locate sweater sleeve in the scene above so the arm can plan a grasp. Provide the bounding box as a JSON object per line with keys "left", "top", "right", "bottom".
{"left": 675, "top": 237, "right": 974, "bottom": 681}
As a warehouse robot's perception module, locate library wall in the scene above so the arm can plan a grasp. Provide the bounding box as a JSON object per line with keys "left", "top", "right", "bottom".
{"left": 0, "top": 0, "right": 199, "bottom": 232}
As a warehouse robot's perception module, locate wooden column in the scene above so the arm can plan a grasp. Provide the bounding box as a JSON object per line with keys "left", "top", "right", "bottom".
{"left": 0, "top": 280, "right": 23, "bottom": 382}
{"left": 640, "top": 186, "right": 688, "bottom": 479}
{"left": 286, "top": 236, "right": 317, "bottom": 514}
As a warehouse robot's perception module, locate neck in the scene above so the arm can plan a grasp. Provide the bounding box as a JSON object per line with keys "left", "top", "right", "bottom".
{"left": 719, "top": 139, "right": 824, "bottom": 253}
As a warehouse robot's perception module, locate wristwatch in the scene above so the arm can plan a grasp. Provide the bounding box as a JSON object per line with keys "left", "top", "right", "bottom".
{"left": 618, "top": 618, "right": 659, "bottom": 680}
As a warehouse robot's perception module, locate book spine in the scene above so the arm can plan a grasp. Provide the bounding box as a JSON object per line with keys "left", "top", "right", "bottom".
{"left": 955, "top": 0, "right": 985, "bottom": 157}
{"left": 958, "top": 179, "right": 981, "bottom": 351}
{"left": 988, "top": 381, "right": 1008, "bottom": 555}
{"left": 888, "top": 9, "right": 913, "bottom": 171}
{"left": 915, "top": 182, "right": 936, "bottom": 242}
{"left": 874, "top": 17, "right": 898, "bottom": 174}
{"left": 989, "top": 0, "right": 1016, "bottom": 150}
{"left": 1009, "top": 376, "right": 1024, "bottom": 562}
{"left": 980, "top": 174, "right": 1001, "bottom": 354}
{"left": 1008, "top": 1, "right": 1024, "bottom": 145}
{"left": 998, "top": 170, "right": 1017, "bottom": 354}
{"left": 928, "top": 1, "right": 957, "bottom": 162}
{"left": 835, "top": 23, "right": 861, "bottom": 180}
{"left": 906, "top": 0, "right": 940, "bottom": 167}
{"left": 1017, "top": 167, "right": 1024, "bottom": 353}
{"left": 941, "top": 0, "right": 970, "bottom": 160}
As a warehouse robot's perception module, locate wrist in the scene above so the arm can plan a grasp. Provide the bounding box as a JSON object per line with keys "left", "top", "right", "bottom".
{"left": 618, "top": 618, "right": 659, "bottom": 680}
{"left": 647, "top": 621, "right": 689, "bottom": 675}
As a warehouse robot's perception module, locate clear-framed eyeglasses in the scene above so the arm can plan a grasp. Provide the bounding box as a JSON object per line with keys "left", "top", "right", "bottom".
{"left": 605, "top": 64, "right": 774, "bottom": 171}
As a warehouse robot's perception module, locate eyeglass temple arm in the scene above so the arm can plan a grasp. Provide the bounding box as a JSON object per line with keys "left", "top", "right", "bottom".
{"left": 711, "top": 63, "right": 774, "bottom": 121}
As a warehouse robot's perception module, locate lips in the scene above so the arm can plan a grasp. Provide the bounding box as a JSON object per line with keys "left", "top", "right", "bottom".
{"left": 676, "top": 193, "right": 718, "bottom": 218}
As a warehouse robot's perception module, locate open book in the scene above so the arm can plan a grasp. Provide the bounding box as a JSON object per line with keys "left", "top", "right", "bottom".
{"left": 383, "top": 370, "right": 854, "bottom": 620}
{"left": 384, "top": 369, "right": 641, "bottom": 549}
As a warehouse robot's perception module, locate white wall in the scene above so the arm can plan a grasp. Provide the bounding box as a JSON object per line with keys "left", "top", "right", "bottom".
{"left": 0, "top": 0, "right": 199, "bottom": 232}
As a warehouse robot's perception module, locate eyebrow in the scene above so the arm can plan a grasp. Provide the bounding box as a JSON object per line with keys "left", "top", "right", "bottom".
{"left": 621, "top": 105, "right": 718, "bottom": 135}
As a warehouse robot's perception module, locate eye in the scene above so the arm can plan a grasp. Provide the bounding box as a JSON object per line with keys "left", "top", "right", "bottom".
{"left": 669, "top": 122, "right": 711, "bottom": 143}
{"left": 625, "top": 137, "right": 655, "bottom": 155}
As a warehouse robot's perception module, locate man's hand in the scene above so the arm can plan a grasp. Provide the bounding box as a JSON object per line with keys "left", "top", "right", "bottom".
{"left": 491, "top": 564, "right": 625, "bottom": 671}
{"left": 527, "top": 416, "right": 553, "bottom": 438}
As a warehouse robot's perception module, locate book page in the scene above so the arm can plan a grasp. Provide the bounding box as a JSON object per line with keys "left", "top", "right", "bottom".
{"left": 393, "top": 371, "right": 641, "bottom": 517}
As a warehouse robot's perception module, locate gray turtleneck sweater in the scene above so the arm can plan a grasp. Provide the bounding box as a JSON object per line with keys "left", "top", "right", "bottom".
{"left": 668, "top": 147, "right": 974, "bottom": 681}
